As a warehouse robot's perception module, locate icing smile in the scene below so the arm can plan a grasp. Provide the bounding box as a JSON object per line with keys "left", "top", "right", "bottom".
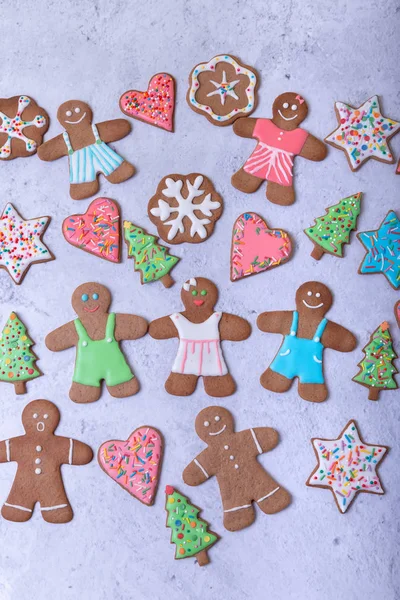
{"left": 65, "top": 112, "right": 87, "bottom": 125}
{"left": 302, "top": 300, "right": 324, "bottom": 309}
{"left": 278, "top": 110, "right": 298, "bottom": 121}
{"left": 193, "top": 300, "right": 205, "bottom": 307}
{"left": 208, "top": 424, "right": 226, "bottom": 436}
{"left": 83, "top": 305, "right": 100, "bottom": 313}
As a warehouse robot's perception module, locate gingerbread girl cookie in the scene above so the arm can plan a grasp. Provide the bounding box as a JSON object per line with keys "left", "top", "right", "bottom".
{"left": 45, "top": 283, "right": 147, "bottom": 403}
{"left": 183, "top": 407, "right": 291, "bottom": 531}
{"left": 232, "top": 92, "right": 327, "bottom": 205}
{"left": 0, "top": 400, "right": 93, "bottom": 523}
{"left": 37, "top": 100, "right": 135, "bottom": 200}
{"left": 0, "top": 95, "right": 49, "bottom": 160}
{"left": 257, "top": 282, "right": 356, "bottom": 402}
{"left": 149, "top": 278, "right": 251, "bottom": 397}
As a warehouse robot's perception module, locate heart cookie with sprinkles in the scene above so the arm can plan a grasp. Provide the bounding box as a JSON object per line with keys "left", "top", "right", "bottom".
{"left": 230, "top": 212, "right": 292, "bottom": 281}
{"left": 98, "top": 427, "right": 163, "bottom": 506}
{"left": 62, "top": 197, "right": 120, "bottom": 263}
{"left": 119, "top": 73, "right": 175, "bottom": 132}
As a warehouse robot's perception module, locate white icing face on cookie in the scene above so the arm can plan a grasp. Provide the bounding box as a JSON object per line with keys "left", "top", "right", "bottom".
{"left": 195, "top": 407, "right": 233, "bottom": 442}
{"left": 57, "top": 100, "right": 93, "bottom": 130}
{"left": 22, "top": 400, "right": 60, "bottom": 435}
{"left": 295, "top": 282, "right": 332, "bottom": 315}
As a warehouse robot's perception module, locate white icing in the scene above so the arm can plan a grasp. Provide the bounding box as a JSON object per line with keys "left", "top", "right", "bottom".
{"left": 44, "top": 414, "right": 48, "bottom": 419}
{"left": 209, "top": 425, "right": 226, "bottom": 436}
{"left": 37, "top": 422, "right": 45, "bottom": 432}
{"left": 215, "top": 416, "right": 220, "bottom": 421}
{"left": 33, "top": 413, "right": 38, "bottom": 418}
{"left": 278, "top": 109, "right": 298, "bottom": 121}
{"left": 69, "top": 438, "right": 73, "bottom": 465}
{"left": 0, "top": 96, "right": 47, "bottom": 158}
{"left": 258, "top": 487, "right": 280, "bottom": 502}
{"left": 35, "top": 468, "right": 42, "bottom": 475}
{"left": 194, "top": 458, "right": 209, "bottom": 479}
{"left": 35, "top": 458, "right": 41, "bottom": 464}
{"left": 65, "top": 112, "right": 87, "bottom": 125}
{"left": 204, "top": 421, "right": 210, "bottom": 427}
{"left": 307, "top": 291, "right": 312, "bottom": 296}
{"left": 41, "top": 504, "right": 68, "bottom": 511}
{"left": 282, "top": 102, "right": 289, "bottom": 109}
{"left": 302, "top": 300, "right": 324, "bottom": 309}
{"left": 250, "top": 428, "right": 262, "bottom": 454}
{"left": 4, "top": 502, "right": 32, "bottom": 512}
{"left": 150, "top": 176, "right": 221, "bottom": 241}
{"left": 206, "top": 70, "right": 240, "bottom": 106}
{"left": 224, "top": 504, "right": 252, "bottom": 512}
{"left": 5, "top": 439, "right": 10, "bottom": 462}
{"left": 36, "top": 445, "right": 42, "bottom": 452}
{"left": 183, "top": 277, "right": 197, "bottom": 291}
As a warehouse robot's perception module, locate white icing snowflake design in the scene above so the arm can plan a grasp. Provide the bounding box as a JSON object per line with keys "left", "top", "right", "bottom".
{"left": 150, "top": 175, "right": 221, "bottom": 241}
{"left": 0, "top": 96, "right": 47, "bottom": 159}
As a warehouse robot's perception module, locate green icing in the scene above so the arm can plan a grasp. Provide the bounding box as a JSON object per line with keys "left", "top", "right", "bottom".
{"left": 305, "top": 193, "right": 362, "bottom": 256}
{"left": 0, "top": 312, "right": 40, "bottom": 383}
{"left": 73, "top": 313, "right": 134, "bottom": 388}
{"left": 353, "top": 323, "right": 397, "bottom": 390}
{"left": 124, "top": 221, "right": 179, "bottom": 284}
{"left": 165, "top": 487, "right": 217, "bottom": 560}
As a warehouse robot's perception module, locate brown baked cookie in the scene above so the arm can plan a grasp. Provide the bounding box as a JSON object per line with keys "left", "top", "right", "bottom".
{"left": 0, "top": 399, "right": 93, "bottom": 523}
{"left": 395, "top": 300, "right": 400, "bottom": 328}
{"left": 45, "top": 283, "right": 147, "bottom": 403}
{"left": 148, "top": 277, "right": 251, "bottom": 397}
{"left": 182, "top": 406, "right": 291, "bottom": 532}
{"left": 187, "top": 54, "right": 258, "bottom": 126}
{"left": 257, "top": 281, "right": 356, "bottom": 403}
{"left": 37, "top": 100, "right": 135, "bottom": 200}
{"left": 0, "top": 95, "right": 49, "bottom": 160}
{"left": 148, "top": 174, "right": 223, "bottom": 244}
{"left": 231, "top": 92, "right": 327, "bottom": 206}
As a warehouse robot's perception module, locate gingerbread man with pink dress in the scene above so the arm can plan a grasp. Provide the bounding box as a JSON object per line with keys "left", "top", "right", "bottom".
{"left": 232, "top": 92, "right": 327, "bottom": 206}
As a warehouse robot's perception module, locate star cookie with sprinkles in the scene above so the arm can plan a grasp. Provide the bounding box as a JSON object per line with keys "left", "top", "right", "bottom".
{"left": 0, "top": 203, "right": 54, "bottom": 285}
{"left": 357, "top": 210, "right": 400, "bottom": 289}
{"left": 325, "top": 95, "right": 400, "bottom": 171}
{"left": 306, "top": 420, "right": 388, "bottom": 513}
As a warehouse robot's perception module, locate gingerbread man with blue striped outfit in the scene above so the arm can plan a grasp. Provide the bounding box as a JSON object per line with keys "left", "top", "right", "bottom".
{"left": 38, "top": 100, "right": 135, "bottom": 200}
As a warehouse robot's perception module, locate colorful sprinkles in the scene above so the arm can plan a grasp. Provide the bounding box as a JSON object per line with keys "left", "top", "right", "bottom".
{"left": 120, "top": 73, "right": 174, "bottom": 132}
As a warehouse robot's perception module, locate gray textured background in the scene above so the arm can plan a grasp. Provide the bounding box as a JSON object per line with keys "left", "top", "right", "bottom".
{"left": 0, "top": 1, "right": 399, "bottom": 599}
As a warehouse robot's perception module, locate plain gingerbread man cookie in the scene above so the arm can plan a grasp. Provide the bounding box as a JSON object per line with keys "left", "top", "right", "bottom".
{"left": 38, "top": 100, "right": 135, "bottom": 200}
{"left": 183, "top": 406, "right": 291, "bottom": 532}
{"left": 231, "top": 92, "right": 327, "bottom": 206}
{"left": 0, "top": 400, "right": 93, "bottom": 523}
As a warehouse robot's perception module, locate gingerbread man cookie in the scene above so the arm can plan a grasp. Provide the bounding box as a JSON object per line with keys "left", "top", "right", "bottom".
{"left": 149, "top": 278, "right": 251, "bottom": 397}
{"left": 232, "top": 92, "right": 327, "bottom": 206}
{"left": 45, "top": 283, "right": 147, "bottom": 403}
{"left": 0, "top": 95, "right": 49, "bottom": 160}
{"left": 257, "top": 282, "right": 356, "bottom": 403}
{"left": 183, "top": 407, "right": 291, "bottom": 532}
{"left": 38, "top": 100, "right": 135, "bottom": 200}
{"left": 0, "top": 400, "right": 93, "bottom": 523}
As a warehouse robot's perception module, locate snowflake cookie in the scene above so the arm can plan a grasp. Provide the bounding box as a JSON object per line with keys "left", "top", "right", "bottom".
{"left": 0, "top": 95, "right": 49, "bottom": 160}
{"left": 148, "top": 173, "right": 223, "bottom": 244}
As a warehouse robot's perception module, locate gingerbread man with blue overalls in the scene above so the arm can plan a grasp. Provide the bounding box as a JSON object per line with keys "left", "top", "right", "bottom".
{"left": 257, "top": 281, "right": 356, "bottom": 402}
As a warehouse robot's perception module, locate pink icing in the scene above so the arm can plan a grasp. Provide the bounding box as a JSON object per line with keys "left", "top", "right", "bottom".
{"left": 98, "top": 427, "right": 163, "bottom": 505}
{"left": 231, "top": 212, "right": 292, "bottom": 281}
{"left": 120, "top": 73, "right": 174, "bottom": 132}
{"left": 62, "top": 197, "right": 120, "bottom": 263}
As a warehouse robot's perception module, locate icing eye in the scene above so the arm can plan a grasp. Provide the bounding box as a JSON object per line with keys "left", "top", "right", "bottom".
{"left": 307, "top": 291, "right": 312, "bottom": 296}
{"left": 204, "top": 421, "right": 210, "bottom": 427}
{"left": 33, "top": 413, "right": 38, "bottom": 419}
{"left": 81, "top": 294, "right": 89, "bottom": 302}
{"left": 215, "top": 416, "right": 220, "bottom": 422}
{"left": 200, "top": 290, "right": 207, "bottom": 296}
{"left": 92, "top": 293, "right": 99, "bottom": 300}
{"left": 74, "top": 107, "right": 81, "bottom": 113}
{"left": 291, "top": 104, "right": 298, "bottom": 110}
{"left": 316, "top": 292, "right": 321, "bottom": 298}
{"left": 192, "top": 290, "right": 198, "bottom": 296}
{"left": 44, "top": 414, "right": 48, "bottom": 419}
{"left": 282, "top": 102, "right": 289, "bottom": 109}
{"left": 66, "top": 110, "right": 72, "bottom": 117}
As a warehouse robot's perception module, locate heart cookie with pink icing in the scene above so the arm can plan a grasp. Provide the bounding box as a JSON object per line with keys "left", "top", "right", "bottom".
{"left": 119, "top": 73, "right": 175, "bottom": 132}
{"left": 230, "top": 212, "right": 292, "bottom": 281}
{"left": 62, "top": 197, "right": 120, "bottom": 263}
{"left": 98, "top": 426, "right": 163, "bottom": 506}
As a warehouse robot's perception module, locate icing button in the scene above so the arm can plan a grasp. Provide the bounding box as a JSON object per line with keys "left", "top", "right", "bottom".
{"left": 82, "top": 341, "right": 88, "bottom": 347}
{"left": 35, "top": 458, "right": 41, "bottom": 464}
{"left": 234, "top": 464, "right": 239, "bottom": 469}
{"left": 229, "top": 455, "right": 234, "bottom": 460}
{"left": 290, "top": 331, "right": 296, "bottom": 336}
{"left": 107, "top": 338, "right": 112, "bottom": 343}
{"left": 35, "top": 468, "right": 42, "bottom": 475}
{"left": 36, "top": 445, "right": 42, "bottom": 452}
{"left": 314, "top": 337, "right": 320, "bottom": 342}
{"left": 224, "top": 445, "right": 229, "bottom": 450}
{"left": 278, "top": 137, "right": 282, "bottom": 141}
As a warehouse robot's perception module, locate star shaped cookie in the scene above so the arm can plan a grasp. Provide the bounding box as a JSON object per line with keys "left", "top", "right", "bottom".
{"left": 306, "top": 420, "right": 388, "bottom": 513}
{"left": 0, "top": 203, "right": 54, "bottom": 284}
{"left": 325, "top": 95, "right": 400, "bottom": 171}
{"left": 357, "top": 210, "right": 400, "bottom": 289}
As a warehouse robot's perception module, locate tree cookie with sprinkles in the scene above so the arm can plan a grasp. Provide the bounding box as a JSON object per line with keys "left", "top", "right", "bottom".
{"left": 357, "top": 210, "right": 400, "bottom": 289}
{"left": 306, "top": 420, "right": 389, "bottom": 513}
{"left": 231, "top": 212, "right": 292, "bottom": 281}
{"left": 62, "top": 197, "right": 121, "bottom": 263}
{"left": 187, "top": 55, "right": 258, "bottom": 126}
{"left": 120, "top": 73, "right": 175, "bottom": 132}
{"left": 325, "top": 95, "right": 400, "bottom": 171}
{"left": 0, "top": 95, "right": 49, "bottom": 160}
{"left": 0, "top": 203, "right": 54, "bottom": 285}
{"left": 98, "top": 426, "right": 163, "bottom": 506}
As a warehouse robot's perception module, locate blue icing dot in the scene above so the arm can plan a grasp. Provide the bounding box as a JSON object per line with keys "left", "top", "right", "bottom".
{"left": 175, "top": 519, "right": 181, "bottom": 526}
{"left": 361, "top": 144, "right": 368, "bottom": 150}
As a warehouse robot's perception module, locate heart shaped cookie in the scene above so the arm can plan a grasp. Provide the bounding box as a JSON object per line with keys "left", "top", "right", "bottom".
{"left": 231, "top": 212, "right": 292, "bottom": 281}
{"left": 119, "top": 73, "right": 175, "bottom": 132}
{"left": 98, "top": 427, "right": 163, "bottom": 506}
{"left": 395, "top": 300, "right": 400, "bottom": 328}
{"left": 62, "top": 197, "right": 120, "bottom": 262}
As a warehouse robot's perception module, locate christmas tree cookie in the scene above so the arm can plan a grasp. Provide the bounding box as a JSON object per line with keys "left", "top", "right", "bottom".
{"left": 0, "top": 312, "right": 41, "bottom": 394}
{"left": 165, "top": 486, "right": 218, "bottom": 566}
{"left": 305, "top": 193, "right": 362, "bottom": 260}
{"left": 353, "top": 322, "right": 398, "bottom": 400}
{"left": 123, "top": 221, "right": 179, "bottom": 288}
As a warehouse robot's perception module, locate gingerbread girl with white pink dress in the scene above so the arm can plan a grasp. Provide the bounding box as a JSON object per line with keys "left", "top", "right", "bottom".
{"left": 232, "top": 92, "right": 327, "bottom": 206}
